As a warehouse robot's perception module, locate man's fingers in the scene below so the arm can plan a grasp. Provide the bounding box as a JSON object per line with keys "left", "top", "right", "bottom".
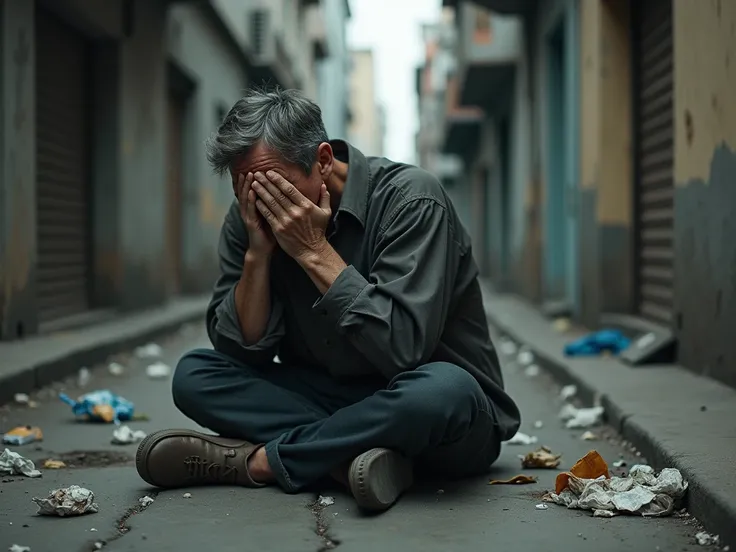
{"left": 252, "top": 177, "right": 287, "bottom": 219}
{"left": 265, "top": 170, "right": 311, "bottom": 208}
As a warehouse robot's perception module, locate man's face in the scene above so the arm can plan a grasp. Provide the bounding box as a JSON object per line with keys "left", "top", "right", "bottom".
{"left": 231, "top": 142, "right": 325, "bottom": 205}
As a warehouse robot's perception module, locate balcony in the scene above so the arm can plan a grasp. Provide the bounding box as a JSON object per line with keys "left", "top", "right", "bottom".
{"left": 454, "top": 2, "right": 521, "bottom": 115}
{"left": 248, "top": 8, "right": 296, "bottom": 89}
{"left": 441, "top": 75, "right": 484, "bottom": 157}
{"left": 442, "top": 0, "right": 537, "bottom": 16}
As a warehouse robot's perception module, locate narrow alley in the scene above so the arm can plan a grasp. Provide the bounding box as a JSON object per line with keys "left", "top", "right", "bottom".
{"left": 0, "top": 322, "right": 709, "bottom": 552}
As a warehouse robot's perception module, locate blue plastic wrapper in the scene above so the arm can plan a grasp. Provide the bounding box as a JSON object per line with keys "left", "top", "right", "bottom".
{"left": 59, "top": 390, "right": 135, "bottom": 424}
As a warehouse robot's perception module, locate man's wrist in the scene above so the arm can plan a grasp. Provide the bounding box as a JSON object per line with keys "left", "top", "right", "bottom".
{"left": 244, "top": 249, "right": 273, "bottom": 267}
{"left": 295, "top": 239, "right": 330, "bottom": 269}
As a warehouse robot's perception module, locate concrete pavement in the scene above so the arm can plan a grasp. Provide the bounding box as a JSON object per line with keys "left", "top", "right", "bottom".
{"left": 0, "top": 323, "right": 716, "bottom": 552}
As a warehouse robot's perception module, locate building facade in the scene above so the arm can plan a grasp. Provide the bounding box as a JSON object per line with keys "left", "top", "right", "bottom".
{"left": 348, "top": 49, "right": 384, "bottom": 157}
{"left": 0, "top": 0, "right": 346, "bottom": 341}
{"left": 318, "top": 0, "right": 352, "bottom": 140}
{"left": 433, "top": 0, "right": 736, "bottom": 388}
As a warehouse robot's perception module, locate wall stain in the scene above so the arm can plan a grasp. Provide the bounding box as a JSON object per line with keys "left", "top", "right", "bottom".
{"left": 675, "top": 143, "right": 736, "bottom": 388}
{"left": 685, "top": 109, "right": 695, "bottom": 147}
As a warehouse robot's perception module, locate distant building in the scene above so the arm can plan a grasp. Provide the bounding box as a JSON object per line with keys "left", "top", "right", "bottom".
{"left": 348, "top": 49, "right": 385, "bottom": 157}
{"left": 317, "top": 0, "right": 352, "bottom": 140}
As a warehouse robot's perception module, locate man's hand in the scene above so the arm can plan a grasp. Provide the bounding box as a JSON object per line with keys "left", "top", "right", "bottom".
{"left": 252, "top": 171, "right": 332, "bottom": 263}
{"left": 234, "top": 172, "right": 276, "bottom": 258}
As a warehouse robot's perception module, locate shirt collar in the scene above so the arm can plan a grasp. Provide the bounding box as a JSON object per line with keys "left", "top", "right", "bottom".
{"left": 330, "top": 139, "right": 370, "bottom": 228}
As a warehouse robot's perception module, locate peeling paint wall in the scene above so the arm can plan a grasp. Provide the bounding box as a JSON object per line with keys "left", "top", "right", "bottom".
{"left": 577, "top": 0, "right": 634, "bottom": 327}
{"left": 0, "top": 0, "right": 36, "bottom": 339}
{"left": 673, "top": 0, "right": 736, "bottom": 387}
{"left": 167, "top": 4, "right": 248, "bottom": 294}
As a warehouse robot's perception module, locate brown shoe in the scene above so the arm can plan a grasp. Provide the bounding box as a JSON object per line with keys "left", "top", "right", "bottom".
{"left": 348, "top": 448, "right": 413, "bottom": 511}
{"left": 136, "top": 429, "right": 264, "bottom": 489}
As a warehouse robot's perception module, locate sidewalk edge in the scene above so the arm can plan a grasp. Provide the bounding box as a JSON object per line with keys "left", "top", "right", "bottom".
{"left": 0, "top": 305, "right": 206, "bottom": 406}
{"left": 485, "top": 301, "right": 735, "bottom": 547}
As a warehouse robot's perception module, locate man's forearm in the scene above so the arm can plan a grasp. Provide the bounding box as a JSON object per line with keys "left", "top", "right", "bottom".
{"left": 234, "top": 251, "right": 272, "bottom": 345}
{"left": 297, "top": 241, "right": 348, "bottom": 295}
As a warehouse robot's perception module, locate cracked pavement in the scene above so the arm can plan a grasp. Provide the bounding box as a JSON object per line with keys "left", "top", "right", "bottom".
{"left": 0, "top": 323, "right": 715, "bottom": 551}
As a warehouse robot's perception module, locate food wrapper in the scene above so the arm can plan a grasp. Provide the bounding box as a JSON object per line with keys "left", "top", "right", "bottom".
{"left": 555, "top": 450, "right": 609, "bottom": 494}
{"left": 3, "top": 426, "right": 43, "bottom": 446}
{"left": 59, "top": 390, "right": 134, "bottom": 423}
{"left": 111, "top": 425, "right": 147, "bottom": 445}
{"left": 0, "top": 448, "right": 42, "bottom": 477}
{"left": 521, "top": 446, "right": 562, "bottom": 469}
{"left": 489, "top": 474, "right": 538, "bottom": 485}
{"left": 32, "top": 485, "right": 99, "bottom": 516}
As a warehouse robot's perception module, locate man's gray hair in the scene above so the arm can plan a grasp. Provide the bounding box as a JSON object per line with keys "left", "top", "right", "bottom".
{"left": 205, "top": 87, "right": 329, "bottom": 176}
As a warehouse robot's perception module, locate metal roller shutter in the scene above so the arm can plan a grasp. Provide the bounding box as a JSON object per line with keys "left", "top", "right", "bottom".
{"left": 35, "top": 9, "right": 91, "bottom": 325}
{"left": 634, "top": 0, "right": 674, "bottom": 326}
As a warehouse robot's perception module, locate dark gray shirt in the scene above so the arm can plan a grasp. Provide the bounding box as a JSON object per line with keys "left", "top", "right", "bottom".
{"left": 206, "top": 140, "right": 521, "bottom": 439}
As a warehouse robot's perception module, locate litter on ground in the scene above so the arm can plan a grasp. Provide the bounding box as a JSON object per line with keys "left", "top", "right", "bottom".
{"left": 521, "top": 446, "right": 562, "bottom": 469}
{"left": 535, "top": 504, "right": 548, "bottom": 510}
{"left": 183, "top": 493, "right": 192, "bottom": 498}
{"left": 524, "top": 364, "right": 541, "bottom": 378}
{"left": 59, "top": 390, "right": 135, "bottom": 424}
{"left": 559, "top": 404, "right": 605, "bottom": 429}
{"left": 507, "top": 432, "right": 538, "bottom": 446}
{"left": 499, "top": 338, "right": 518, "bottom": 357}
{"left": 146, "top": 362, "right": 172, "bottom": 379}
{"left": 111, "top": 425, "right": 147, "bottom": 445}
{"left": 0, "top": 449, "right": 42, "bottom": 477}
{"left": 581, "top": 431, "right": 599, "bottom": 441}
{"left": 14, "top": 393, "right": 30, "bottom": 404}
{"left": 3, "top": 426, "right": 43, "bottom": 446}
{"left": 108, "top": 362, "right": 125, "bottom": 376}
{"left": 77, "top": 367, "right": 91, "bottom": 387}
{"left": 517, "top": 349, "right": 534, "bottom": 366}
{"left": 613, "top": 459, "right": 627, "bottom": 468}
{"left": 139, "top": 496, "right": 155, "bottom": 508}
{"left": 489, "top": 474, "right": 537, "bottom": 485}
{"left": 9, "top": 545, "right": 31, "bottom": 552}
{"left": 533, "top": 420, "right": 544, "bottom": 429}
{"left": 32, "top": 485, "right": 99, "bottom": 517}
{"left": 564, "top": 329, "right": 631, "bottom": 357}
{"left": 318, "top": 495, "right": 335, "bottom": 506}
{"left": 695, "top": 531, "right": 719, "bottom": 546}
{"left": 552, "top": 318, "right": 571, "bottom": 333}
{"left": 559, "top": 384, "right": 578, "bottom": 401}
{"left": 545, "top": 450, "right": 687, "bottom": 517}
{"left": 43, "top": 460, "right": 67, "bottom": 469}
{"left": 134, "top": 343, "right": 163, "bottom": 358}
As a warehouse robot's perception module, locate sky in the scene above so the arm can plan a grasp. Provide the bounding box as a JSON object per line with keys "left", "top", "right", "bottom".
{"left": 347, "top": 0, "right": 441, "bottom": 164}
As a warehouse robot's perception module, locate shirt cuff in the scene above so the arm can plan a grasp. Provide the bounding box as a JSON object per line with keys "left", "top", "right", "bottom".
{"left": 214, "top": 284, "right": 284, "bottom": 351}
{"left": 312, "top": 265, "right": 369, "bottom": 332}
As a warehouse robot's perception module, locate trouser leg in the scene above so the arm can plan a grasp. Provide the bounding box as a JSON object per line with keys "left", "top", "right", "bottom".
{"left": 265, "top": 362, "right": 501, "bottom": 492}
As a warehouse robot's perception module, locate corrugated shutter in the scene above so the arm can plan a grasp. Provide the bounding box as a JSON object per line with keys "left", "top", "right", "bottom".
{"left": 634, "top": 0, "right": 674, "bottom": 326}
{"left": 35, "top": 9, "right": 91, "bottom": 325}
{"left": 166, "top": 94, "right": 185, "bottom": 295}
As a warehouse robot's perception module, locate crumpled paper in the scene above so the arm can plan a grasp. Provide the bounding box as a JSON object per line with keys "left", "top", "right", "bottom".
{"left": 559, "top": 404, "right": 605, "bottom": 429}
{"left": 111, "top": 425, "right": 147, "bottom": 445}
{"left": 521, "top": 446, "right": 562, "bottom": 469}
{"left": 9, "top": 545, "right": 31, "bottom": 552}
{"left": 32, "top": 485, "right": 99, "bottom": 516}
{"left": 0, "top": 448, "right": 42, "bottom": 478}
{"left": 546, "top": 452, "right": 687, "bottom": 517}
{"left": 507, "top": 432, "right": 538, "bottom": 445}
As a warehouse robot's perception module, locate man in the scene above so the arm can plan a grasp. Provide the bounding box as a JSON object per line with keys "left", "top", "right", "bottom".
{"left": 136, "top": 88, "right": 521, "bottom": 511}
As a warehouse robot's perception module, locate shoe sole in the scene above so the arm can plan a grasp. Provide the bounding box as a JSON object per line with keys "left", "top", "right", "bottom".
{"left": 348, "top": 448, "right": 413, "bottom": 511}
{"left": 136, "top": 428, "right": 253, "bottom": 488}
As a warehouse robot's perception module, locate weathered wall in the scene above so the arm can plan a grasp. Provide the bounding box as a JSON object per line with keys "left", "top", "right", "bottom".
{"left": 673, "top": 0, "right": 736, "bottom": 387}
{"left": 507, "top": 23, "right": 540, "bottom": 302}
{"left": 117, "top": 0, "right": 168, "bottom": 310}
{"left": 0, "top": 0, "right": 36, "bottom": 339}
{"left": 578, "top": 0, "right": 633, "bottom": 327}
{"left": 167, "top": 4, "right": 248, "bottom": 294}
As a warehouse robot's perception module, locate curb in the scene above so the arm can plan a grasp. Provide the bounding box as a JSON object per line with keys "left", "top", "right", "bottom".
{"left": 0, "top": 302, "right": 207, "bottom": 407}
{"left": 485, "top": 305, "right": 735, "bottom": 547}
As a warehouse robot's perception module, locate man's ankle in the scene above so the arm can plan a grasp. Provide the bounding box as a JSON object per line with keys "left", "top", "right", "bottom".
{"left": 247, "top": 446, "right": 275, "bottom": 483}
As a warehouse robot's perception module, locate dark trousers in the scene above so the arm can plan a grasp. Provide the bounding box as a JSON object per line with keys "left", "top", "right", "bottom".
{"left": 172, "top": 348, "right": 502, "bottom": 492}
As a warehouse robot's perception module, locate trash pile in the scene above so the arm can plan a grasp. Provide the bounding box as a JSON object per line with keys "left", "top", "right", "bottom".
{"left": 1, "top": 340, "right": 172, "bottom": 528}
{"left": 543, "top": 451, "right": 688, "bottom": 518}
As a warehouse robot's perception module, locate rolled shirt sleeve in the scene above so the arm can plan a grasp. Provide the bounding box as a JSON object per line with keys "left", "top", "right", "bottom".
{"left": 206, "top": 202, "right": 285, "bottom": 366}
{"left": 313, "top": 197, "right": 459, "bottom": 379}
